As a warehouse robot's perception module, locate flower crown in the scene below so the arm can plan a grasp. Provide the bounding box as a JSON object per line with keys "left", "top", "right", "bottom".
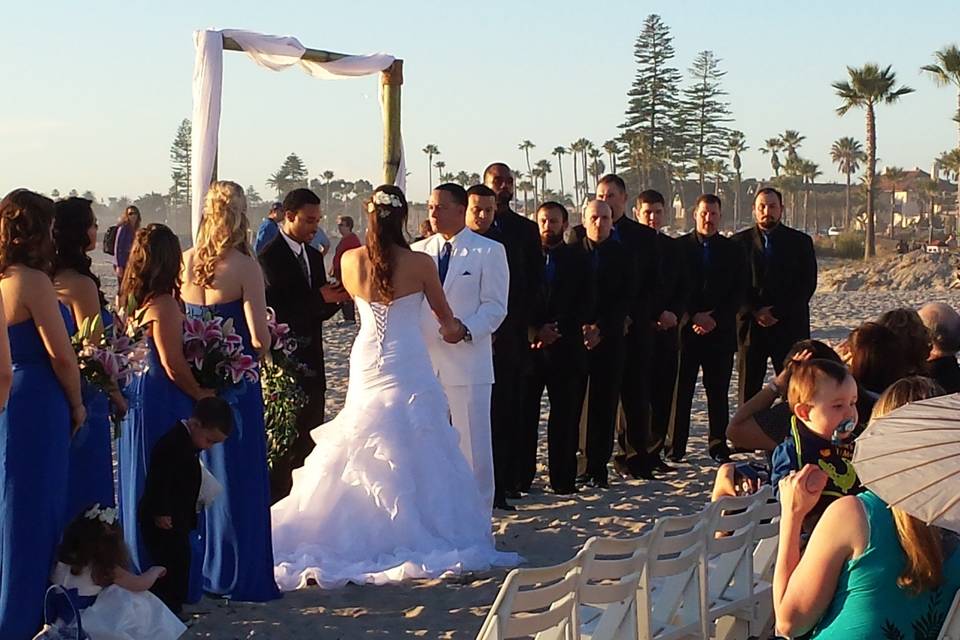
{"left": 84, "top": 503, "right": 118, "bottom": 526}
{"left": 367, "top": 191, "right": 402, "bottom": 218}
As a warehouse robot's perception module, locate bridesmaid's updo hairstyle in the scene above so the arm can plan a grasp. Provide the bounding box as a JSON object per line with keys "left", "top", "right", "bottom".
{"left": 0, "top": 188, "right": 56, "bottom": 275}
{"left": 365, "top": 185, "right": 409, "bottom": 302}
{"left": 53, "top": 197, "right": 107, "bottom": 306}
{"left": 119, "top": 223, "right": 183, "bottom": 309}
{"left": 194, "top": 180, "right": 250, "bottom": 288}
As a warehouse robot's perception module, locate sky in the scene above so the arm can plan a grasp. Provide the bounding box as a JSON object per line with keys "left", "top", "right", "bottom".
{"left": 2, "top": 0, "right": 959, "bottom": 204}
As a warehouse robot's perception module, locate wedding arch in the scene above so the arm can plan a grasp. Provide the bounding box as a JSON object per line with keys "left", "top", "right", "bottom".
{"left": 189, "top": 28, "right": 405, "bottom": 239}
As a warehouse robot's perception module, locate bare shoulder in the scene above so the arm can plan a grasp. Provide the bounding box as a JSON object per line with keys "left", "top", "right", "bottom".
{"left": 55, "top": 269, "right": 98, "bottom": 298}
{"left": 814, "top": 494, "right": 868, "bottom": 553}
{"left": 145, "top": 294, "right": 181, "bottom": 321}
{"left": 342, "top": 245, "right": 365, "bottom": 264}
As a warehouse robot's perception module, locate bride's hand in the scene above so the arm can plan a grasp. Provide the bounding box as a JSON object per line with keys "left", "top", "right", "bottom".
{"left": 440, "top": 319, "right": 464, "bottom": 343}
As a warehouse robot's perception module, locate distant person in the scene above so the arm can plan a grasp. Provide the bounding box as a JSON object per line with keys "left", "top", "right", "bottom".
{"left": 254, "top": 202, "right": 283, "bottom": 254}
{"left": 330, "top": 215, "right": 362, "bottom": 325}
{"left": 309, "top": 219, "right": 331, "bottom": 256}
{"left": 414, "top": 219, "right": 434, "bottom": 242}
{"left": 114, "top": 205, "right": 141, "bottom": 283}
{"left": 733, "top": 187, "right": 817, "bottom": 403}
{"left": 919, "top": 302, "right": 960, "bottom": 393}
{"left": 669, "top": 194, "right": 745, "bottom": 463}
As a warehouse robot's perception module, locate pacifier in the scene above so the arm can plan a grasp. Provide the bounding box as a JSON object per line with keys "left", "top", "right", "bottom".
{"left": 831, "top": 418, "right": 856, "bottom": 444}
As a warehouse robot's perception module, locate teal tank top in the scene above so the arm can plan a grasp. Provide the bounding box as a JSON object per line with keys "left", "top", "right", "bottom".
{"left": 809, "top": 491, "right": 960, "bottom": 639}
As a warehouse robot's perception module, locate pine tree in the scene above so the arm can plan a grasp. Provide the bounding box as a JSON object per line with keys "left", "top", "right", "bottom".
{"left": 169, "top": 119, "right": 191, "bottom": 209}
{"left": 280, "top": 153, "right": 309, "bottom": 189}
{"left": 619, "top": 14, "right": 683, "bottom": 191}
{"left": 680, "top": 51, "right": 732, "bottom": 192}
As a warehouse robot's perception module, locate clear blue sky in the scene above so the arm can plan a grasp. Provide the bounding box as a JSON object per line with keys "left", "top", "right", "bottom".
{"left": 2, "top": 0, "right": 959, "bottom": 203}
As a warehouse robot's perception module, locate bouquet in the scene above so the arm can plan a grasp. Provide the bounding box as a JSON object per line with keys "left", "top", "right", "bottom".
{"left": 183, "top": 313, "right": 259, "bottom": 390}
{"left": 72, "top": 311, "right": 148, "bottom": 397}
{"left": 262, "top": 307, "right": 308, "bottom": 470}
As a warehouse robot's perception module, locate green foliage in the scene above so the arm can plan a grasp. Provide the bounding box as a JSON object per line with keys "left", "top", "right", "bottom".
{"left": 680, "top": 50, "right": 733, "bottom": 189}
{"left": 261, "top": 358, "right": 307, "bottom": 471}
{"left": 169, "top": 119, "right": 191, "bottom": 209}
{"left": 815, "top": 232, "right": 864, "bottom": 259}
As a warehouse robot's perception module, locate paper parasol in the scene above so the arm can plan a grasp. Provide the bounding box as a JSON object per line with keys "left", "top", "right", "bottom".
{"left": 852, "top": 393, "right": 960, "bottom": 534}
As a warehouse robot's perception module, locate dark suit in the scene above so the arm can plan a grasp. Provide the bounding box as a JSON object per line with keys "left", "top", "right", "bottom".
{"left": 139, "top": 421, "right": 201, "bottom": 613}
{"left": 646, "top": 231, "right": 688, "bottom": 463}
{"left": 732, "top": 224, "right": 817, "bottom": 401}
{"left": 521, "top": 242, "right": 596, "bottom": 493}
{"left": 491, "top": 208, "right": 543, "bottom": 494}
{"left": 609, "top": 215, "right": 661, "bottom": 476}
{"left": 259, "top": 233, "right": 340, "bottom": 501}
{"left": 927, "top": 356, "right": 960, "bottom": 393}
{"left": 578, "top": 235, "right": 636, "bottom": 484}
{"left": 669, "top": 231, "right": 745, "bottom": 460}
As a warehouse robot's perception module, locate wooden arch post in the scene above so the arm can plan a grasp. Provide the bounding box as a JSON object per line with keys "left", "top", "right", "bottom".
{"left": 221, "top": 36, "right": 403, "bottom": 187}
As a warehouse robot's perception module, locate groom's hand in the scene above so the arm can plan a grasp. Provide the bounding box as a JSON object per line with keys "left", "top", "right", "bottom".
{"left": 440, "top": 319, "right": 466, "bottom": 343}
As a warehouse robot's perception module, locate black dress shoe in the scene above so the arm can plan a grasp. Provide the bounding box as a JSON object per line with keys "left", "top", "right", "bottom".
{"left": 552, "top": 486, "right": 579, "bottom": 496}
{"left": 710, "top": 446, "right": 733, "bottom": 464}
{"left": 667, "top": 453, "right": 684, "bottom": 463}
{"left": 575, "top": 473, "right": 592, "bottom": 486}
{"left": 505, "top": 489, "right": 522, "bottom": 500}
{"left": 654, "top": 459, "right": 675, "bottom": 473}
{"left": 493, "top": 499, "right": 517, "bottom": 512}
{"left": 589, "top": 476, "right": 609, "bottom": 489}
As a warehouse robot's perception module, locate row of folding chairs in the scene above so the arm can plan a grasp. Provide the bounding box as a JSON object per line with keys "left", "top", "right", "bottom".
{"left": 475, "top": 486, "right": 781, "bottom": 640}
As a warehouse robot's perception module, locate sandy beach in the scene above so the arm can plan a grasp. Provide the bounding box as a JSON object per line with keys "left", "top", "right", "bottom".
{"left": 170, "top": 281, "right": 960, "bottom": 639}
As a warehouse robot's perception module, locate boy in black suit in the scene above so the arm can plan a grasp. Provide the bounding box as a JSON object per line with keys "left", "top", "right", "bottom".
{"left": 140, "top": 397, "right": 233, "bottom": 614}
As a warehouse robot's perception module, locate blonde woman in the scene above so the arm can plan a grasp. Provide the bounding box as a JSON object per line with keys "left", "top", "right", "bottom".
{"left": 180, "top": 180, "right": 279, "bottom": 602}
{"left": 774, "top": 376, "right": 960, "bottom": 638}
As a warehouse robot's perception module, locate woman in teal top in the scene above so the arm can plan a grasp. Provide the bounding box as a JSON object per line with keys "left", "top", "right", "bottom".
{"left": 774, "top": 377, "right": 960, "bottom": 640}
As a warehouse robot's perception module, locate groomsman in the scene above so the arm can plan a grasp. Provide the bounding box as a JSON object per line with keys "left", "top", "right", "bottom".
{"left": 259, "top": 188, "right": 342, "bottom": 501}
{"left": 483, "top": 163, "right": 543, "bottom": 496}
{"left": 732, "top": 187, "right": 817, "bottom": 401}
{"left": 594, "top": 175, "right": 660, "bottom": 480}
{"left": 412, "top": 183, "right": 509, "bottom": 513}
{"left": 465, "top": 184, "right": 521, "bottom": 511}
{"left": 522, "top": 202, "right": 595, "bottom": 494}
{"left": 635, "top": 190, "right": 687, "bottom": 473}
{"left": 575, "top": 200, "right": 635, "bottom": 488}
{"left": 669, "top": 194, "right": 745, "bottom": 463}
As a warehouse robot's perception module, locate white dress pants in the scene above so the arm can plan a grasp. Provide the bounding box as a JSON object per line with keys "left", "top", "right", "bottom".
{"left": 442, "top": 382, "right": 494, "bottom": 514}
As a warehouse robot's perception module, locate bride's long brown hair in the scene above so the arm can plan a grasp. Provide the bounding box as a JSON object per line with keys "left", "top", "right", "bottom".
{"left": 365, "top": 185, "right": 409, "bottom": 301}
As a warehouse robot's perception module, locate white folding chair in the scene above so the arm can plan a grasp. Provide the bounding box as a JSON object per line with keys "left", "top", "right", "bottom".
{"left": 937, "top": 589, "right": 960, "bottom": 640}
{"left": 578, "top": 535, "right": 649, "bottom": 640}
{"left": 477, "top": 549, "right": 590, "bottom": 640}
{"left": 636, "top": 510, "right": 710, "bottom": 640}
{"left": 705, "top": 491, "right": 763, "bottom": 640}
{"left": 747, "top": 486, "right": 780, "bottom": 639}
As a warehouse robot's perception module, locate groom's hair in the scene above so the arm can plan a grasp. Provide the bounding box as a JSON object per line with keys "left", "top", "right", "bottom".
{"left": 282, "top": 188, "right": 321, "bottom": 213}
{"left": 434, "top": 183, "right": 467, "bottom": 208}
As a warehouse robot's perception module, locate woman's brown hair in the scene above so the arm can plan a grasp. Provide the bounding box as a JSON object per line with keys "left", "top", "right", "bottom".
{"left": 870, "top": 376, "right": 947, "bottom": 594}
{"left": 0, "top": 188, "right": 56, "bottom": 275}
{"left": 876, "top": 307, "right": 931, "bottom": 375}
{"left": 119, "top": 223, "right": 182, "bottom": 309}
{"left": 847, "top": 322, "right": 905, "bottom": 393}
{"left": 365, "top": 185, "right": 409, "bottom": 301}
{"left": 193, "top": 181, "right": 250, "bottom": 288}
{"left": 57, "top": 509, "right": 131, "bottom": 587}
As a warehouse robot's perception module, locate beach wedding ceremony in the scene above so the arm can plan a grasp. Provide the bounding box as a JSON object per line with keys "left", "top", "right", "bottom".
{"left": 5, "top": 0, "right": 960, "bottom": 638}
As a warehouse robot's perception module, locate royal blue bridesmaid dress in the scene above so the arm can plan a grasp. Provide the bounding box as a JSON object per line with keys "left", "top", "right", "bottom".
{"left": 0, "top": 304, "right": 73, "bottom": 637}
{"left": 185, "top": 300, "right": 280, "bottom": 602}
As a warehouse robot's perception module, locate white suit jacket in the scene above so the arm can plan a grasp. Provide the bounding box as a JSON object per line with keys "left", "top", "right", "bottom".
{"left": 411, "top": 228, "right": 509, "bottom": 386}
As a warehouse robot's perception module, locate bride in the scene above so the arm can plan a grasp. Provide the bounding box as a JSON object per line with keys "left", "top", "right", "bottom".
{"left": 271, "top": 185, "right": 519, "bottom": 589}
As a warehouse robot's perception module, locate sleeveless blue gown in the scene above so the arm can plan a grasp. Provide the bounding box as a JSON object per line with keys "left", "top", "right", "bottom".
{"left": 0, "top": 304, "right": 73, "bottom": 638}
{"left": 185, "top": 300, "right": 280, "bottom": 602}
{"left": 116, "top": 332, "right": 195, "bottom": 580}
{"left": 66, "top": 306, "right": 115, "bottom": 522}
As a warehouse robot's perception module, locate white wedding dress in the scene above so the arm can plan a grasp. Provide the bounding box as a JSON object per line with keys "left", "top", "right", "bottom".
{"left": 271, "top": 292, "right": 519, "bottom": 590}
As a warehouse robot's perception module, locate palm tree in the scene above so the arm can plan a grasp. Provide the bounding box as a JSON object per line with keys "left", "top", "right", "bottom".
{"left": 727, "top": 131, "right": 748, "bottom": 228}
{"left": 422, "top": 144, "right": 440, "bottom": 191}
{"left": 535, "top": 159, "right": 552, "bottom": 195}
{"left": 569, "top": 140, "right": 584, "bottom": 205}
{"left": 915, "top": 177, "right": 940, "bottom": 243}
{"left": 468, "top": 172, "right": 481, "bottom": 186}
{"left": 830, "top": 136, "right": 865, "bottom": 229}
{"left": 801, "top": 160, "right": 822, "bottom": 233}
{"left": 453, "top": 171, "right": 470, "bottom": 187}
{"left": 530, "top": 169, "right": 543, "bottom": 203}
{"left": 588, "top": 147, "right": 604, "bottom": 190}
{"left": 321, "top": 170, "right": 335, "bottom": 212}
{"left": 517, "top": 179, "right": 534, "bottom": 214}
{"left": 922, "top": 45, "right": 960, "bottom": 145}
{"left": 779, "top": 130, "right": 806, "bottom": 161}
{"left": 434, "top": 161, "right": 446, "bottom": 183}
{"left": 518, "top": 140, "right": 536, "bottom": 178}
{"left": 833, "top": 64, "right": 914, "bottom": 257}
{"left": 694, "top": 156, "right": 711, "bottom": 193}
{"left": 760, "top": 138, "right": 784, "bottom": 178}
{"left": 552, "top": 146, "right": 568, "bottom": 197}
{"left": 266, "top": 170, "right": 285, "bottom": 198}
{"left": 883, "top": 166, "right": 906, "bottom": 237}
{"left": 938, "top": 148, "right": 960, "bottom": 237}
{"left": 602, "top": 140, "right": 620, "bottom": 175}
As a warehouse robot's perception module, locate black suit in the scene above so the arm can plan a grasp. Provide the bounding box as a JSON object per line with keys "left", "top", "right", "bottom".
{"left": 578, "top": 235, "right": 636, "bottom": 484}
{"left": 139, "top": 421, "right": 201, "bottom": 614}
{"left": 609, "top": 215, "right": 661, "bottom": 476}
{"left": 521, "top": 242, "right": 596, "bottom": 493}
{"left": 259, "top": 233, "right": 340, "bottom": 501}
{"left": 732, "top": 224, "right": 816, "bottom": 401}
{"left": 927, "top": 356, "right": 960, "bottom": 393}
{"left": 669, "top": 231, "right": 745, "bottom": 460}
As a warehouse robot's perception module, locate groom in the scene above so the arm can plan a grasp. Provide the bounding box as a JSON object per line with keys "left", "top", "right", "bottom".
{"left": 412, "top": 183, "right": 509, "bottom": 513}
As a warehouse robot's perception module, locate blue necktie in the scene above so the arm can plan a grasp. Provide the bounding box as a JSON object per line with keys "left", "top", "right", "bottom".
{"left": 438, "top": 241, "right": 452, "bottom": 284}
{"left": 610, "top": 225, "right": 621, "bottom": 243}
{"left": 545, "top": 251, "right": 557, "bottom": 285}
{"left": 702, "top": 239, "right": 711, "bottom": 268}
{"left": 762, "top": 232, "right": 774, "bottom": 261}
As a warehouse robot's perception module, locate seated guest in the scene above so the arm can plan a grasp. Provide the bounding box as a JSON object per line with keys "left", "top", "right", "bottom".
{"left": 876, "top": 307, "right": 931, "bottom": 376}
{"left": 773, "top": 377, "right": 958, "bottom": 639}
{"left": 846, "top": 321, "right": 912, "bottom": 394}
{"left": 918, "top": 302, "right": 960, "bottom": 393}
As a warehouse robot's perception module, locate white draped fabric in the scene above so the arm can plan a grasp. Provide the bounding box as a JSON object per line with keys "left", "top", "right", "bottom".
{"left": 190, "top": 29, "right": 404, "bottom": 240}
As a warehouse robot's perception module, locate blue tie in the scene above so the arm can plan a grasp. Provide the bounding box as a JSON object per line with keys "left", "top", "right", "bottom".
{"left": 438, "top": 241, "right": 452, "bottom": 284}
{"left": 762, "top": 232, "right": 774, "bottom": 261}
{"left": 545, "top": 251, "right": 557, "bottom": 285}
{"left": 610, "top": 225, "right": 621, "bottom": 243}
{"left": 702, "top": 239, "right": 711, "bottom": 268}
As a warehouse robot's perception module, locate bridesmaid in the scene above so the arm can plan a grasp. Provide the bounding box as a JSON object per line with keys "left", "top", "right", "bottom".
{"left": 53, "top": 197, "right": 127, "bottom": 520}
{"left": 181, "top": 181, "right": 280, "bottom": 601}
{"left": 0, "top": 189, "right": 84, "bottom": 637}
{"left": 116, "top": 223, "right": 214, "bottom": 575}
